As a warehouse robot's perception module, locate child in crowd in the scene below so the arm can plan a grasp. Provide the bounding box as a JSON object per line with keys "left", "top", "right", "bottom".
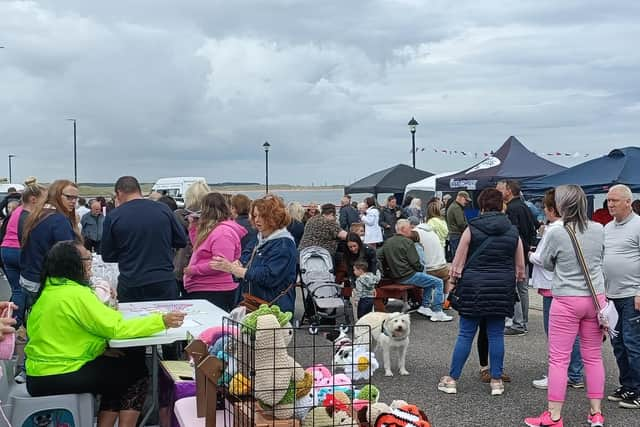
{"left": 353, "top": 260, "right": 380, "bottom": 318}
{"left": 349, "top": 223, "right": 365, "bottom": 239}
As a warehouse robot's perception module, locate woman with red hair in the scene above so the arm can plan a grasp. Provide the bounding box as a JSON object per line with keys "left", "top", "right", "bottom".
{"left": 211, "top": 194, "right": 297, "bottom": 313}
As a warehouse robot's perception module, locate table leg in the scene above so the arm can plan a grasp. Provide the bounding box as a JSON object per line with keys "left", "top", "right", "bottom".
{"left": 139, "top": 345, "right": 159, "bottom": 426}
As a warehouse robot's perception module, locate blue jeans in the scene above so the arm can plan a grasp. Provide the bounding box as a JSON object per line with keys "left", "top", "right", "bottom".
{"left": 1, "top": 247, "right": 25, "bottom": 328}
{"left": 357, "top": 297, "right": 374, "bottom": 318}
{"left": 400, "top": 272, "right": 444, "bottom": 311}
{"left": 611, "top": 297, "right": 640, "bottom": 392}
{"left": 543, "top": 296, "right": 583, "bottom": 382}
{"left": 449, "top": 236, "right": 461, "bottom": 260}
{"left": 450, "top": 316, "right": 505, "bottom": 380}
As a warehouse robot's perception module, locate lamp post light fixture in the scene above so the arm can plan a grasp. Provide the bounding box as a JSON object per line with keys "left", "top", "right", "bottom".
{"left": 262, "top": 141, "right": 271, "bottom": 194}
{"left": 407, "top": 117, "right": 419, "bottom": 168}
{"left": 67, "top": 118, "right": 77, "bottom": 183}
{"left": 8, "top": 155, "right": 15, "bottom": 183}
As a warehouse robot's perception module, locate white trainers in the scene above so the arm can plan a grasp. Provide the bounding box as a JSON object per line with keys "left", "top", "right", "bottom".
{"left": 14, "top": 370, "right": 26, "bottom": 384}
{"left": 430, "top": 311, "right": 453, "bottom": 322}
{"left": 416, "top": 306, "right": 434, "bottom": 317}
{"left": 532, "top": 375, "right": 548, "bottom": 390}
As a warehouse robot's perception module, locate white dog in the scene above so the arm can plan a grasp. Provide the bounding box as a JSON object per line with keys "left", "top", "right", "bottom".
{"left": 354, "top": 311, "right": 411, "bottom": 377}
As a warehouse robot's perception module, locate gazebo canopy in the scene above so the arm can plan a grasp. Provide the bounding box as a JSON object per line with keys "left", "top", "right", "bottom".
{"left": 522, "top": 147, "right": 640, "bottom": 195}
{"left": 345, "top": 164, "right": 433, "bottom": 195}
{"left": 436, "top": 136, "right": 566, "bottom": 192}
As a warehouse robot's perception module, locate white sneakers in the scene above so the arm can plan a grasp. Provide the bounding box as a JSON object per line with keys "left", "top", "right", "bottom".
{"left": 430, "top": 311, "right": 453, "bottom": 322}
{"left": 532, "top": 375, "right": 548, "bottom": 390}
{"left": 416, "top": 306, "right": 453, "bottom": 322}
{"left": 416, "top": 306, "right": 434, "bottom": 317}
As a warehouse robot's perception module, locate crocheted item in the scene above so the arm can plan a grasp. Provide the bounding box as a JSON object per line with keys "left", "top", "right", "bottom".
{"left": 373, "top": 403, "right": 431, "bottom": 427}
{"left": 229, "top": 373, "right": 251, "bottom": 395}
{"left": 295, "top": 371, "right": 313, "bottom": 399}
{"left": 294, "top": 392, "right": 314, "bottom": 420}
{"left": 357, "top": 385, "right": 379, "bottom": 403}
{"left": 253, "top": 312, "right": 305, "bottom": 419}
{"left": 242, "top": 304, "right": 292, "bottom": 333}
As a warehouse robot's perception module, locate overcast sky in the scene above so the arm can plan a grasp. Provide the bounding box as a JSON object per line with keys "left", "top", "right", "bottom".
{"left": 1, "top": 1, "right": 639, "bottom": 185}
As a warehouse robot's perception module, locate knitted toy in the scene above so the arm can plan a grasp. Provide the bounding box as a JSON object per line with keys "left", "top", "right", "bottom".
{"left": 306, "top": 364, "right": 353, "bottom": 405}
{"left": 369, "top": 400, "right": 432, "bottom": 427}
{"left": 216, "top": 350, "right": 237, "bottom": 385}
{"left": 229, "top": 373, "right": 251, "bottom": 396}
{"left": 302, "top": 392, "right": 357, "bottom": 427}
{"left": 333, "top": 329, "right": 379, "bottom": 381}
{"left": 253, "top": 306, "right": 304, "bottom": 419}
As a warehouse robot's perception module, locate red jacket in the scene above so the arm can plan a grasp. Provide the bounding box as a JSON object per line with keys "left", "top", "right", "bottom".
{"left": 592, "top": 208, "right": 612, "bottom": 226}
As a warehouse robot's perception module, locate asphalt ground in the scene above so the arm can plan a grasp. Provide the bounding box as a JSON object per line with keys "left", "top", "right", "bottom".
{"left": 369, "top": 301, "right": 637, "bottom": 427}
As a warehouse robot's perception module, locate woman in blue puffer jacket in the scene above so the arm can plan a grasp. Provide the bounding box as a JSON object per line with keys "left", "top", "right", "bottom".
{"left": 211, "top": 195, "right": 297, "bottom": 314}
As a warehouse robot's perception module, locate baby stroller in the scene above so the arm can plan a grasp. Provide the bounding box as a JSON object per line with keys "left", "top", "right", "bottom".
{"left": 299, "top": 246, "right": 352, "bottom": 326}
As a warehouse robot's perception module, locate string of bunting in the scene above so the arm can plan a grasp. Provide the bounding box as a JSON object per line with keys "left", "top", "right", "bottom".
{"left": 410, "top": 147, "right": 592, "bottom": 158}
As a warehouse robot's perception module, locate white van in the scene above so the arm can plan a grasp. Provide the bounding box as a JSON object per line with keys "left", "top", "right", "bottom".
{"left": 151, "top": 177, "right": 206, "bottom": 208}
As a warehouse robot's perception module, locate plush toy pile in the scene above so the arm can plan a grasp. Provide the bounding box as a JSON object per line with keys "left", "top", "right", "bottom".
{"left": 200, "top": 304, "right": 430, "bottom": 426}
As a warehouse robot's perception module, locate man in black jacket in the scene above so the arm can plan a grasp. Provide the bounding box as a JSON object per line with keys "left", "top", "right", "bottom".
{"left": 497, "top": 179, "right": 537, "bottom": 336}
{"left": 379, "top": 196, "right": 404, "bottom": 241}
{"left": 339, "top": 195, "right": 359, "bottom": 231}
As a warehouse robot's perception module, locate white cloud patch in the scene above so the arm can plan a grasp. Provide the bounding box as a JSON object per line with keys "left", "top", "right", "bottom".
{"left": 0, "top": 0, "right": 639, "bottom": 185}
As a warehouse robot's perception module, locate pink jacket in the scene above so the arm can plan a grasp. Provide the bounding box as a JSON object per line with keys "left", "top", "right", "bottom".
{"left": 184, "top": 220, "right": 248, "bottom": 293}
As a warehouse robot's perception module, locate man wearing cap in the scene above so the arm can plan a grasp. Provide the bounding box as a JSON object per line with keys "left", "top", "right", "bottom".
{"left": 446, "top": 191, "right": 471, "bottom": 258}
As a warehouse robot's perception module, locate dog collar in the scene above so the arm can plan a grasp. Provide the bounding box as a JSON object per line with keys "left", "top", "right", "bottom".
{"left": 381, "top": 319, "right": 405, "bottom": 341}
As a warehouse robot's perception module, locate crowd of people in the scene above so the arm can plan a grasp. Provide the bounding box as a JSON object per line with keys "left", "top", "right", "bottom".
{"left": 0, "top": 175, "right": 638, "bottom": 427}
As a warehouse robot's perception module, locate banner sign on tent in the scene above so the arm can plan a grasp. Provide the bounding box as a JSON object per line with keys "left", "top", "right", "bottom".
{"left": 450, "top": 179, "right": 477, "bottom": 190}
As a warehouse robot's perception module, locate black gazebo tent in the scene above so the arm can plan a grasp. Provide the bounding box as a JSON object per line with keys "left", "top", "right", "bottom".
{"left": 522, "top": 147, "right": 640, "bottom": 195}
{"left": 436, "top": 136, "right": 566, "bottom": 192}
{"left": 345, "top": 164, "right": 433, "bottom": 195}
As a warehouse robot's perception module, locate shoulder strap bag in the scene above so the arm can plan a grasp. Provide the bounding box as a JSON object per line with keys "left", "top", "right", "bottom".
{"left": 239, "top": 245, "right": 296, "bottom": 313}
{"left": 564, "top": 225, "right": 619, "bottom": 339}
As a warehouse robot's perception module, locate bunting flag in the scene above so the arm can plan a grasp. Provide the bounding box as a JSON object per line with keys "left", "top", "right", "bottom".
{"left": 412, "top": 146, "right": 592, "bottom": 158}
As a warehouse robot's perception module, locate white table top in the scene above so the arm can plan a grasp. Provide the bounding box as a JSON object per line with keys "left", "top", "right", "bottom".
{"left": 109, "top": 299, "right": 228, "bottom": 348}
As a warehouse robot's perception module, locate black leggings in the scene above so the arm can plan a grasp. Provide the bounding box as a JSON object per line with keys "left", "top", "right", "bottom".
{"left": 185, "top": 289, "right": 237, "bottom": 312}
{"left": 27, "top": 355, "right": 149, "bottom": 412}
{"left": 478, "top": 318, "right": 489, "bottom": 367}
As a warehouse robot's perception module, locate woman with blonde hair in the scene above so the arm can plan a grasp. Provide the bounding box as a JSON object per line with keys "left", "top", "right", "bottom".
{"left": 426, "top": 199, "right": 449, "bottom": 248}
{"left": 20, "top": 179, "right": 79, "bottom": 297}
{"left": 1, "top": 177, "right": 46, "bottom": 328}
{"left": 184, "top": 180, "right": 210, "bottom": 213}
{"left": 183, "top": 192, "right": 247, "bottom": 311}
{"left": 525, "top": 185, "right": 606, "bottom": 427}
{"left": 173, "top": 180, "right": 211, "bottom": 295}
{"left": 287, "top": 201, "right": 305, "bottom": 247}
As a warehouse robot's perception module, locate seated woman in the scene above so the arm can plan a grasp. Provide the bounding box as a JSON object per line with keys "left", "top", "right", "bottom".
{"left": 25, "top": 241, "right": 185, "bottom": 427}
{"left": 343, "top": 232, "right": 377, "bottom": 285}
{"left": 211, "top": 195, "right": 297, "bottom": 314}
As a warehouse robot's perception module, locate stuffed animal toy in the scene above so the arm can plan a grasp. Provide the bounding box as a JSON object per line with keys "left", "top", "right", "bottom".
{"left": 216, "top": 350, "right": 237, "bottom": 385}
{"left": 198, "top": 325, "right": 237, "bottom": 347}
{"left": 229, "top": 373, "right": 251, "bottom": 396}
{"left": 302, "top": 392, "right": 357, "bottom": 427}
{"left": 252, "top": 305, "right": 305, "bottom": 419}
{"left": 367, "top": 400, "right": 432, "bottom": 427}
{"left": 306, "top": 364, "right": 353, "bottom": 405}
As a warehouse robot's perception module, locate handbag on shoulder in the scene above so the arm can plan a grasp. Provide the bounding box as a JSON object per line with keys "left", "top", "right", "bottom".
{"left": 564, "top": 225, "right": 619, "bottom": 339}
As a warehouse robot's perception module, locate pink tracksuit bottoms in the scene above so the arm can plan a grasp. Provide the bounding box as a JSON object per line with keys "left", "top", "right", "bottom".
{"left": 548, "top": 294, "right": 606, "bottom": 402}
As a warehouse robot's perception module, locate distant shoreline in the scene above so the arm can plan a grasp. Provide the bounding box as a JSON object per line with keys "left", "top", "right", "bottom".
{"left": 76, "top": 184, "right": 344, "bottom": 197}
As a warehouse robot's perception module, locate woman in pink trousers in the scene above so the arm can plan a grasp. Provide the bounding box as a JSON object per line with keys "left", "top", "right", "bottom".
{"left": 525, "top": 185, "right": 606, "bottom": 427}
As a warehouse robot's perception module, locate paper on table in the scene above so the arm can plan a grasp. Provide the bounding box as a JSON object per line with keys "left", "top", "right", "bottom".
{"left": 181, "top": 318, "right": 201, "bottom": 328}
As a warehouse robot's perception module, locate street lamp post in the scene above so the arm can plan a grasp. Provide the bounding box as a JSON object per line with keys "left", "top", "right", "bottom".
{"left": 408, "top": 117, "right": 419, "bottom": 168}
{"left": 8, "top": 155, "right": 15, "bottom": 183}
{"left": 67, "top": 119, "right": 77, "bottom": 183}
{"left": 263, "top": 141, "right": 271, "bottom": 194}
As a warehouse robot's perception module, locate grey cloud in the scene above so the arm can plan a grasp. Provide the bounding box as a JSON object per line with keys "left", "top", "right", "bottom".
{"left": 0, "top": 0, "right": 639, "bottom": 185}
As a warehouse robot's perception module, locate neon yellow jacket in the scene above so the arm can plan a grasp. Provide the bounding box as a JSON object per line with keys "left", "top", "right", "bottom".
{"left": 26, "top": 277, "right": 165, "bottom": 376}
